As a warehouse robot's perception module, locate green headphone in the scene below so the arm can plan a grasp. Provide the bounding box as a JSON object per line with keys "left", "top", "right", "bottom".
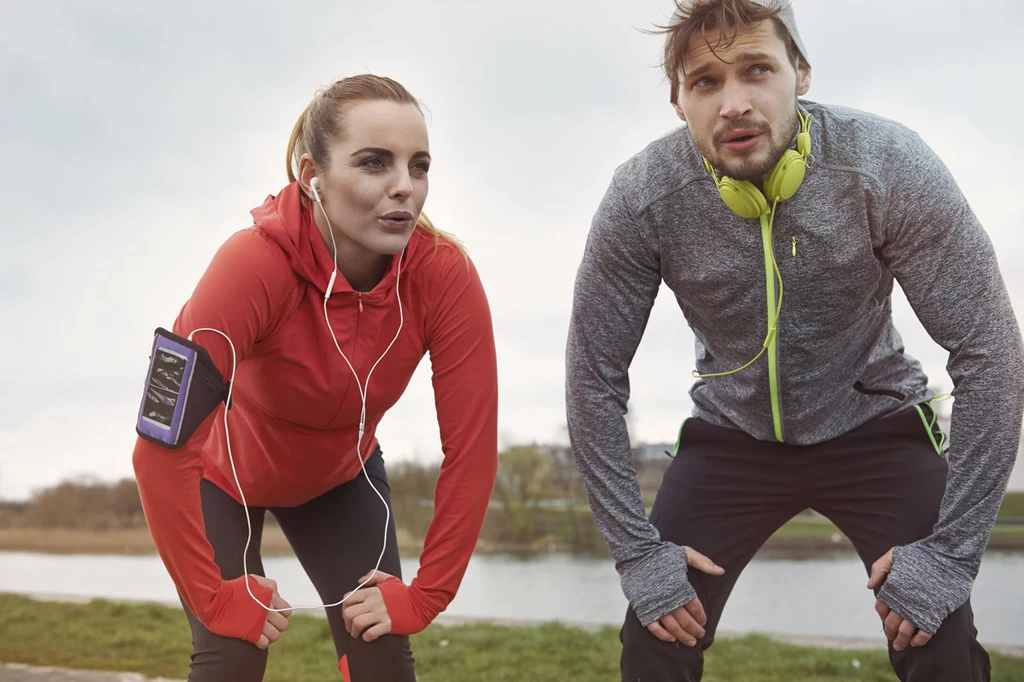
{"left": 703, "top": 110, "right": 813, "bottom": 219}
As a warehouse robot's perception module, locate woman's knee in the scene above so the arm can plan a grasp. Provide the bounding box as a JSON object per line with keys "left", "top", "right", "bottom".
{"left": 188, "top": 628, "right": 268, "bottom": 681}
{"left": 342, "top": 633, "right": 416, "bottom": 681}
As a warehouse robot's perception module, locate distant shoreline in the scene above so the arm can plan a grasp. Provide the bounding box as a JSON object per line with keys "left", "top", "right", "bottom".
{"left": 2, "top": 526, "right": 1022, "bottom": 558}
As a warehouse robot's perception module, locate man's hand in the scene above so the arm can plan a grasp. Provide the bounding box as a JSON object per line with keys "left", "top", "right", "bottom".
{"left": 867, "top": 548, "right": 932, "bottom": 652}
{"left": 646, "top": 546, "right": 725, "bottom": 647}
{"left": 342, "top": 570, "right": 395, "bottom": 643}
{"left": 252, "top": 575, "right": 292, "bottom": 650}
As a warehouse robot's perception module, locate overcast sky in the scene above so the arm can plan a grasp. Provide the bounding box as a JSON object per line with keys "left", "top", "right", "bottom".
{"left": 2, "top": 0, "right": 1022, "bottom": 500}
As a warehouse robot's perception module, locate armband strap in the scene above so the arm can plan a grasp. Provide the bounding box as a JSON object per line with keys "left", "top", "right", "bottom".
{"left": 135, "top": 327, "right": 230, "bottom": 449}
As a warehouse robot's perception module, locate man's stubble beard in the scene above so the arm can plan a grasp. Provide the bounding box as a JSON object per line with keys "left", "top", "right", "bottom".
{"left": 699, "top": 105, "right": 800, "bottom": 183}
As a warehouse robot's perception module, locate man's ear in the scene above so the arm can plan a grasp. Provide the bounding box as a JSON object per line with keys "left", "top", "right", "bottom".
{"left": 796, "top": 59, "right": 812, "bottom": 96}
{"left": 672, "top": 102, "right": 686, "bottom": 122}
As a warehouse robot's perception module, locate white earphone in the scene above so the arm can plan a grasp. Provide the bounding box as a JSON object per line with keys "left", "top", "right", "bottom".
{"left": 309, "top": 176, "right": 338, "bottom": 299}
{"left": 190, "top": 173, "right": 407, "bottom": 615}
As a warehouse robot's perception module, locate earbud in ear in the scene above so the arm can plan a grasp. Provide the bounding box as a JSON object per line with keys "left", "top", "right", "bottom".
{"left": 309, "top": 176, "right": 322, "bottom": 203}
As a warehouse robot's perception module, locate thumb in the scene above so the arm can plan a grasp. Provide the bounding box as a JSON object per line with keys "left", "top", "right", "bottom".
{"left": 251, "top": 575, "right": 278, "bottom": 593}
{"left": 359, "top": 569, "right": 395, "bottom": 586}
{"left": 867, "top": 551, "right": 894, "bottom": 590}
{"left": 685, "top": 546, "right": 725, "bottom": 576}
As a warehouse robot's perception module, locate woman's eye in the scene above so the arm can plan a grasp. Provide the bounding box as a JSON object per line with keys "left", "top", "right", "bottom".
{"left": 361, "top": 157, "right": 385, "bottom": 169}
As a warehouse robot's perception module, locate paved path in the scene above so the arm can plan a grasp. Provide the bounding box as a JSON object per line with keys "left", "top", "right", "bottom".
{"left": 0, "top": 664, "right": 180, "bottom": 681}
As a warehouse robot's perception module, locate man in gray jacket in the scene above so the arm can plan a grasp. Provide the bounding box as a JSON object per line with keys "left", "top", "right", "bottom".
{"left": 564, "top": 0, "right": 1023, "bottom": 680}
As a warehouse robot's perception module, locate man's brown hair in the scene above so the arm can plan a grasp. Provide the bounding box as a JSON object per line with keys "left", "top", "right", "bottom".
{"left": 657, "top": 0, "right": 802, "bottom": 103}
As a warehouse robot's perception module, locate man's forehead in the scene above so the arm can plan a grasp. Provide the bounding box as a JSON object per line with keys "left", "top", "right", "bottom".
{"left": 682, "top": 21, "right": 788, "bottom": 72}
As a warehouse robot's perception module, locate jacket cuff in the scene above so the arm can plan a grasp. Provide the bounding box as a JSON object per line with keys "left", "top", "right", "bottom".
{"left": 877, "top": 545, "right": 972, "bottom": 635}
{"left": 619, "top": 542, "right": 695, "bottom": 627}
{"left": 205, "top": 575, "right": 274, "bottom": 644}
{"left": 378, "top": 577, "right": 431, "bottom": 635}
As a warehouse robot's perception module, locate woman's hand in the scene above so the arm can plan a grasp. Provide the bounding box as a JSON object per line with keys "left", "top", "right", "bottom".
{"left": 342, "top": 570, "right": 396, "bottom": 642}
{"left": 251, "top": 575, "right": 292, "bottom": 650}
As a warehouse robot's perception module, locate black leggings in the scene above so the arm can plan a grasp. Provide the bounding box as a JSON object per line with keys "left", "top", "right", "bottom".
{"left": 620, "top": 406, "right": 991, "bottom": 682}
{"left": 182, "top": 448, "right": 416, "bottom": 681}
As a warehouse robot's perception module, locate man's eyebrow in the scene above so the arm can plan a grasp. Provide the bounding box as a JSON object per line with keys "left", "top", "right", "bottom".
{"left": 734, "top": 50, "right": 779, "bottom": 64}
{"left": 686, "top": 50, "right": 780, "bottom": 80}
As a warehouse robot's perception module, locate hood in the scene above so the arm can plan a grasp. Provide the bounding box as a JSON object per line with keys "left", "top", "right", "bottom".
{"left": 250, "top": 181, "right": 419, "bottom": 296}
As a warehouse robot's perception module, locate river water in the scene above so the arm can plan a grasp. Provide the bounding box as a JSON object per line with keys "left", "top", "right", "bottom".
{"left": 1, "top": 551, "right": 1020, "bottom": 645}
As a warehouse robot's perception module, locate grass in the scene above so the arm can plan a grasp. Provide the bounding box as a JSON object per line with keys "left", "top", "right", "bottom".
{"left": 1, "top": 594, "right": 1023, "bottom": 681}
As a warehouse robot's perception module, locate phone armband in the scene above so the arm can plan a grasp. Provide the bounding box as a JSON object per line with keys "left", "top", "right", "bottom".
{"left": 135, "top": 327, "right": 230, "bottom": 449}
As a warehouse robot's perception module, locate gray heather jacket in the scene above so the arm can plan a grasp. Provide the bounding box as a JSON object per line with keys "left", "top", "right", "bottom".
{"left": 565, "top": 100, "right": 1024, "bottom": 634}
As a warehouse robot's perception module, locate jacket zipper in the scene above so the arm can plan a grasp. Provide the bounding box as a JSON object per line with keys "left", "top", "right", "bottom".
{"left": 357, "top": 292, "right": 364, "bottom": 313}
{"left": 760, "top": 213, "right": 784, "bottom": 442}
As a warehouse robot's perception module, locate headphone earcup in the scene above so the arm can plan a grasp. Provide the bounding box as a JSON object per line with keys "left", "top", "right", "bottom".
{"left": 718, "top": 178, "right": 769, "bottom": 219}
{"left": 763, "top": 150, "right": 807, "bottom": 203}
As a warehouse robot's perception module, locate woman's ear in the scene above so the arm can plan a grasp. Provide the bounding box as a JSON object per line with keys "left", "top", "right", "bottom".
{"left": 298, "top": 154, "right": 318, "bottom": 200}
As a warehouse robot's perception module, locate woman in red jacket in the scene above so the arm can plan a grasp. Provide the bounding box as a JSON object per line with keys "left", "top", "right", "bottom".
{"left": 132, "top": 74, "right": 499, "bottom": 681}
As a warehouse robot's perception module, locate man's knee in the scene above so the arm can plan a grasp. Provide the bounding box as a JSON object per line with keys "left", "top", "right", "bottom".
{"left": 889, "top": 602, "right": 990, "bottom": 682}
{"left": 620, "top": 608, "right": 708, "bottom": 682}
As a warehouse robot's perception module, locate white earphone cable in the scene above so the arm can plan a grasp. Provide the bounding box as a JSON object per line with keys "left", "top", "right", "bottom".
{"left": 188, "top": 181, "right": 404, "bottom": 613}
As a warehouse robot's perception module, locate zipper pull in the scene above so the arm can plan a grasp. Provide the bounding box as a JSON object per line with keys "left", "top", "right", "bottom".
{"left": 792, "top": 236, "right": 797, "bottom": 257}
{"left": 357, "top": 292, "right": 364, "bottom": 313}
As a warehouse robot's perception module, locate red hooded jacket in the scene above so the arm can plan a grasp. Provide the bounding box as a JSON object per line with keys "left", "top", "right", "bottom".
{"left": 132, "top": 182, "right": 498, "bottom": 644}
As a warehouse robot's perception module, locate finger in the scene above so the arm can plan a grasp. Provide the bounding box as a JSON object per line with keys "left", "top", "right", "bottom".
{"left": 684, "top": 598, "right": 707, "bottom": 628}
{"left": 866, "top": 550, "right": 894, "bottom": 590}
{"left": 882, "top": 611, "right": 903, "bottom": 641}
{"left": 343, "top": 602, "right": 372, "bottom": 633}
{"left": 671, "top": 606, "right": 705, "bottom": 641}
{"left": 350, "top": 613, "right": 382, "bottom": 638}
{"left": 883, "top": 612, "right": 902, "bottom": 641}
{"left": 262, "top": 623, "right": 282, "bottom": 645}
{"left": 658, "top": 613, "right": 690, "bottom": 645}
{"left": 266, "top": 611, "right": 289, "bottom": 633}
{"left": 866, "top": 560, "right": 890, "bottom": 590}
{"left": 362, "top": 621, "right": 391, "bottom": 643}
{"left": 256, "top": 634, "right": 269, "bottom": 650}
{"left": 684, "top": 547, "right": 725, "bottom": 576}
{"left": 271, "top": 594, "right": 292, "bottom": 619}
{"left": 343, "top": 601, "right": 372, "bottom": 619}
{"left": 874, "top": 599, "right": 891, "bottom": 621}
{"left": 647, "top": 621, "right": 676, "bottom": 643}
{"left": 344, "top": 589, "right": 369, "bottom": 606}
{"left": 663, "top": 612, "right": 699, "bottom": 646}
{"left": 910, "top": 630, "right": 932, "bottom": 648}
{"left": 893, "top": 619, "right": 916, "bottom": 652}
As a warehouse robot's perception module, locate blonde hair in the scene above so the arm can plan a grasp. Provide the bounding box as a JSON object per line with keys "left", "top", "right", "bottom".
{"left": 286, "top": 74, "right": 464, "bottom": 258}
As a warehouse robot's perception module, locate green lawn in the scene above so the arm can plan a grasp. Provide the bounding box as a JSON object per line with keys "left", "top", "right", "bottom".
{"left": 2, "top": 594, "right": 1023, "bottom": 681}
